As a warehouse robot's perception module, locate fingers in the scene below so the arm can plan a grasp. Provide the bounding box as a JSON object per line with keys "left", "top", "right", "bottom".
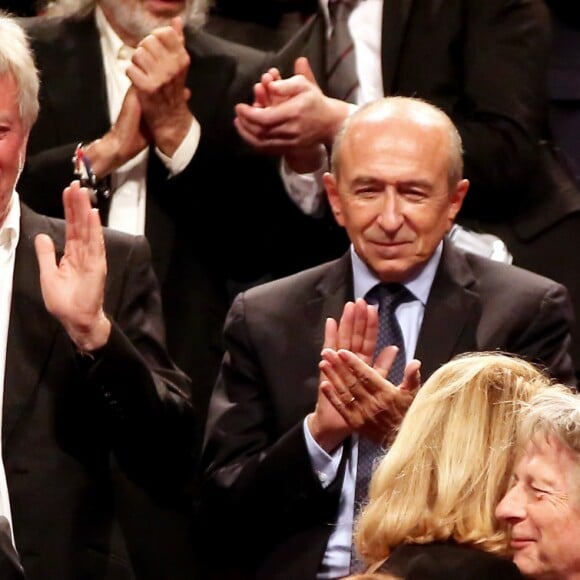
{"left": 350, "top": 299, "right": 370, "bottom": 354}
{"left": 253, "top": 81, "right": 269, "bottom": 108}
{"left": 170, "top": 15, "right": 185, "bottom": 43}
{"left": 323, "top": 317, "right": 338, "bottom": 350}
{"left": 401, "top": 359, "right": 422, "bottom": 393}
{"left": 235, "top": 101, "right": 293, "bottom": 130}
{"left": 336, "top": 301, "right": 355, "bottom": 350}
{"left": 319, "top": 348, "right": 359, "bottom": 404}
{"left": 253, "top": 70, "right": 283, "bottom": 107}
{"left": 128, "top": 24, "right": 189, "bottom": 93}
{"left": 319, "top": 379, "right": 361, "bottom": 430}
{"left": 294, "top": 56, "right": 318, "bottom": 85}
{"left": 63, "top": 181, "right": 99, "bottom": 249}
{"left": 373, "top": 345, "right": 400, "bottom": 379}
{"left": 34, "top": 233, "right": 57, "bottom": 279}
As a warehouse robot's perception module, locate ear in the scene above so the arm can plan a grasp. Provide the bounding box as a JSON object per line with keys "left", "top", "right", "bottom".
{"left": 323, "top": 172, "right": 345, "bottom": 226}
{"left": 447, "top": 178, "right": 469, "bottom": 223}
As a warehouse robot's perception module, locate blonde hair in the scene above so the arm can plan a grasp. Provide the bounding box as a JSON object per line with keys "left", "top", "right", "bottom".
{"left": 354, "top": 351, "right": 553, "bottom": 566}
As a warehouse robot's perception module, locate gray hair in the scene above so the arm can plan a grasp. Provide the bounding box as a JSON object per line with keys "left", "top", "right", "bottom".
{"left": 0, "top": 12, "right": 39, "bottom": 131}
{"left": 519, "top": 386, "right": 580, "bottom": 456}
{"left": 330, "top": 96, "right": 464, "bottom": 192}
{"left": 42, "top": 0, "right": 210, "bottom": 30}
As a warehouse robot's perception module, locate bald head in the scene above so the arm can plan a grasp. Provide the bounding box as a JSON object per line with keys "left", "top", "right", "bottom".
{"left": 331, "top": 97, "right": 464, "bottom": 190}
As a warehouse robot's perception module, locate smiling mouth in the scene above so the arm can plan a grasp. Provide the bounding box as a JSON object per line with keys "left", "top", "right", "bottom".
{"left": 511, "top": 538, "right": 534, "bottom": 549}
{"left": 371, "top": 239, "right": 411, "bottom": 247}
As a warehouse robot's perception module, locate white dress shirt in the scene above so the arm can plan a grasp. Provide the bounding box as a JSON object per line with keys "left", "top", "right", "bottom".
{"left": 0, "top": 193, "right": 21, "bottom": 546}
{"left": 95, "top": 6, "right": 201, "bottom": 235}
{"left": 283, "top": 0, "right": 384, "bottom": 214}
{"left": 303, "top": 241, "right": 442, "bottom": 579}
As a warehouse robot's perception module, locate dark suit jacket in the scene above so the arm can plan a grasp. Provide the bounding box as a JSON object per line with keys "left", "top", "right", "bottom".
{"left": 380, "top": 542, "right": 523, "bottom": 579}
{"left": 197, "top": 241, "right": 574, "bottom": 579}
{"left": 6, "top": 203, "right": 194, "bottom": 580}
{"left": 546, "top": 7, "right": 580, "bottom": 182}
{"left": 0, "top": 517, "right": 26, "bottom": 580}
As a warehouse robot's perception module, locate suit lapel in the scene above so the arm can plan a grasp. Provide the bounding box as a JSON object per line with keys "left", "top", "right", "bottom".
{"left": 414, "top": 242, "right": 481, "bottom": 379}
{"left": 306, "top": 254, "right": 353, "bottom": 338}
{"left": 381, "top": 0, "right": 414, "bottom": 94}
{"left": 4, "top": 207, "right": 61, "bottom": 444}
{"left": 298, "top": 254, "right": 353, "bottom": 403}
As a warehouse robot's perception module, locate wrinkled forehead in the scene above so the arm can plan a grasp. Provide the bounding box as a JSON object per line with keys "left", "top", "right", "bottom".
{"left": 520, "top": 434, "right": 580, "bottom": 488}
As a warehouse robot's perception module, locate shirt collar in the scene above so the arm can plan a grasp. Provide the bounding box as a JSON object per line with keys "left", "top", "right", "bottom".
{"left": 351, "top": 240, "right": 442, "bottom": 305}
{"left": 95, "top": 5, "right": 130, "bottom": 61}
{"left": 0, "top": 193, "right": 21, "bottom": 255}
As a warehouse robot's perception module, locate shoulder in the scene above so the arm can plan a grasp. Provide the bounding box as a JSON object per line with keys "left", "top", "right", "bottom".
{"left": 239, "top": 257, "right": 344, "bottom": 305}
{"left": 445, "top": 242, "right": 566, "bottom": 296}
{"left": 185, "top": 27, "right": 272, "bottom": 69}
{"left": 18, "top": 13, "right": 92, "bottom": 43}
{"left": 101, "top": 226, "right": 151, "bottom": 265}
{"left": 385, "top": 543, "right": 523, "bottom": 579}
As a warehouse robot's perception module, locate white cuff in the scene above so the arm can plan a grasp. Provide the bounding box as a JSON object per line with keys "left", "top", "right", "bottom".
{"left": 155, "top": 116, "right": 201, "bottom": 177}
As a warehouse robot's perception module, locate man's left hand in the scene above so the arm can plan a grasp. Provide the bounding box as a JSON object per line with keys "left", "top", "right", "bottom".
{"left": 34, "top": 181, "right": 111, "bottom": 353}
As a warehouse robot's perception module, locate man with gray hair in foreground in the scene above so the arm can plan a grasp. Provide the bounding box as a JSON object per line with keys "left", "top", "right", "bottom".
{"left": 496, "top": 387, "right": 580, "bottom": 580}
{"left": 0, "top": 12, "right": 195, "bottom": 580}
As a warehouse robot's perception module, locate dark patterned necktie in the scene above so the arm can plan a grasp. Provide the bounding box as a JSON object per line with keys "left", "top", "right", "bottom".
{"left": 326, "top": 0, "right": 359, "bottom": 103}
{"left": 351, "top": 283, "right": 414, "bottom": 572}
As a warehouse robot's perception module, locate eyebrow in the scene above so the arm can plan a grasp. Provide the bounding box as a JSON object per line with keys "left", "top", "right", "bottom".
{"left": 350, "top": 176, "right": 434, "bottom": 190}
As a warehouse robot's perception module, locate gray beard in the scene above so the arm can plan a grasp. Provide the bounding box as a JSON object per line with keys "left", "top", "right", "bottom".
{"left": 98, "top": 0, "right": 182, "bottom": 42}
{"left": 43, "top": 0, "right": 208, "bottom": 32}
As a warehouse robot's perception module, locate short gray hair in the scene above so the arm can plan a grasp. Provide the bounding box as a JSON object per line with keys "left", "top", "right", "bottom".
{"left": 0, "top": 12, "right": 39, "bottom": 131}
{"left": 519, "top": 386, "right": 580, "bottom": 455}
{"left": 330, "top": 96, "right": 464, "bottom": 192}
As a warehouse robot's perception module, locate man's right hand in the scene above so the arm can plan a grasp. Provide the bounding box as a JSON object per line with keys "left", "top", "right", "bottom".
{"left": 234, "top": 57, "right": 351, "bottom": 169}
{"left": 307, "top": 299, "right": 378, "bottom": 453}
{"left": 85, "top": 86, "right": 149, "bottom": 179}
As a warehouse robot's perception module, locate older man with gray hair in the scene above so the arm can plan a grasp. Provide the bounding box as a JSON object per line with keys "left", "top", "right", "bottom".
{"left": 496, "top": 387, "right": 580, "bottom": 580}
{"left": 0, "top": 11, "right": 196, "bottom": 580}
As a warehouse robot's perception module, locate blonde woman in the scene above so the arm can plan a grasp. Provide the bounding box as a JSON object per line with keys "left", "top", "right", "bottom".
{"left": 352, "top": 351, "right": 556, "bottom": 579}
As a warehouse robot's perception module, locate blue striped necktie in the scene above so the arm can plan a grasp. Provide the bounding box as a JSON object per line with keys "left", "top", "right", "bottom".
{"left": 350, "top": 283, "right": 414, "bottom": 572}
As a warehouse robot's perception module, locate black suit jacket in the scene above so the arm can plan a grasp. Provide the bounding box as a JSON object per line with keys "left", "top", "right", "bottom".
{"left": 0, "top": 517, "right": 25, "bottom": 580}
{"left": 380, "top": 542, "right": 523, "bottom": 579}
{"left": 197, "top": 241, "right": 574, "bottom": 579}
{"left": 6, "top": 203, "right": 194, "bottom": 580}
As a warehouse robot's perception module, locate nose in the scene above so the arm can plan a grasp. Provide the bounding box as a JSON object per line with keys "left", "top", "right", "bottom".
{"left": 495, "top": 485, "right": 526, "bottom": 523}
{"left": 376, "top": 190, "right": 404, "bottom": 233}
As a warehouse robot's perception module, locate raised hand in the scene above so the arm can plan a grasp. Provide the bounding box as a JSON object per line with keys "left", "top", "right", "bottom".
{"left": 307, "top": 298, "right": 378, "bottom": 453}
{"left": 34, "top": 181, "right": 111, "bottom": 352}
{"left": 234, "top": 57, "right": 350, "bottom": 164}
{"left": 85, "top": 86, "right": 149, "bottom": 179}
{"left": 127, "top": 16, "right": 193, "bottom": 156}
{"left": 319, "top": 347, "right": 421, "bottom": 446}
